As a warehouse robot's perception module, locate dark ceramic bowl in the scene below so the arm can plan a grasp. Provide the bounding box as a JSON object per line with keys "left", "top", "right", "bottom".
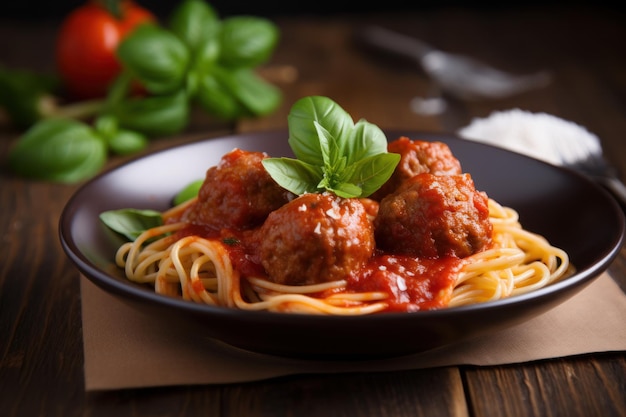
{"left": 59, "top": 130, "right": 625, "bottom": 359}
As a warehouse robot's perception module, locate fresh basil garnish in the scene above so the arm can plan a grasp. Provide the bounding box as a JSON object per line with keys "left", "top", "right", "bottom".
{"left": 262, "top": 96, "right": 400, "bottom": 198}
{"left": 99, "top": 208, "right": 163, "bottom": 241}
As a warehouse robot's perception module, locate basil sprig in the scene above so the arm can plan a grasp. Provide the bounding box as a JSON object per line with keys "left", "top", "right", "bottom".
{"left": 117, "top": 1, "right": 281, "bottom": 120}
{"left": 262, "top": 96, "right": 401, "bottom": 198}
{"left": 6, "top": 0, "right": 281, "bottom": 184}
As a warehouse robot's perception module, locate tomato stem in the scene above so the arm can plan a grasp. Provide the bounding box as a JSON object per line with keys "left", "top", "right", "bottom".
{"left": 97, "top": 0, "right": 124, "bottom": 20}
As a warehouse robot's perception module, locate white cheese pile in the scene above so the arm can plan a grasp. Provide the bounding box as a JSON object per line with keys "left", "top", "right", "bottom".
{"left": 457, "top": 108, "right": 603, "bottom": 167}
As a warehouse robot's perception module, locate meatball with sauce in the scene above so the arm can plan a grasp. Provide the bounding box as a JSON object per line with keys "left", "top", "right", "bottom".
{"left": 181, "top": 148, "right": 294, "bottom": 231}
{"left": 375, "top": 173, "right": 492, "bottom": 258}
{"left": 258, "top": 192, "right": 375, "bottom": 286}
{"left": 371, "top": 137, "right": 463, "bottom": 201}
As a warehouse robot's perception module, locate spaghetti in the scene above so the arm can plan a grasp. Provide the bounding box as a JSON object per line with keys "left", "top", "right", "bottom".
{"left": 113, "top": 195, "right": 572, "bottom": 315}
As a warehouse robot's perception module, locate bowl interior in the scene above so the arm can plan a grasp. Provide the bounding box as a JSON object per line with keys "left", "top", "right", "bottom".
{"left": 59, "top": 130, "right": 625, "bottom": 358}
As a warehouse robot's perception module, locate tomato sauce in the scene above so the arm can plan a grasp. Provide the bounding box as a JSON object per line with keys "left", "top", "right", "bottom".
{"left": 347, "top": 254, "right": 464, "bottom": 312}
{"left": 175, "top": 223, "right": 463, "bottom": 312}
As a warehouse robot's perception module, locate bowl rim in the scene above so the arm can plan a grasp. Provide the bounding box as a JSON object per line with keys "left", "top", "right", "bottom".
{"left": 59, "top": 129, "right": 626, "bottom": 325}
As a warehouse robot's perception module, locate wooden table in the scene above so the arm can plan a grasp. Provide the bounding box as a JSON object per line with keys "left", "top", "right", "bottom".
{"left": 2, "top": 6, "right": 625, "bottom": 416}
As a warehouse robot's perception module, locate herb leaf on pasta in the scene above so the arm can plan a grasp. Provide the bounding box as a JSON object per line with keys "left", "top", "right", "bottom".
{"left": 262, "top": 96, "right": 400, "bottom": 198}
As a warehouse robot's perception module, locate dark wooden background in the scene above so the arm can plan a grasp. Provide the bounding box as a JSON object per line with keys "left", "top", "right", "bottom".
{"left": 2, "top": 0, "right": 619, "bottom": 19}
{"left": 1, "top": 3, "right": 625, "bottom": 416}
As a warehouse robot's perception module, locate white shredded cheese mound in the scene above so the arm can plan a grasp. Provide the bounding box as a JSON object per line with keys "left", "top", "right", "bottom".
{"left": 457, "top": 108, "right": 602, "bottom": 166}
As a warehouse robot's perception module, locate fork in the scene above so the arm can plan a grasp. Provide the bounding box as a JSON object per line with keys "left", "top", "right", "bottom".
{"left": 359, "top": 25, "right": 552, "bottom": 101}
{"left": 560, "top": 134, "right": 626, "bottom": 210}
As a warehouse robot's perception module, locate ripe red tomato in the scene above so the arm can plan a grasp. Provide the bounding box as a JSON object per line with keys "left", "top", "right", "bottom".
{"left": 55, "top": 0, "right": 156, "bottom": 100}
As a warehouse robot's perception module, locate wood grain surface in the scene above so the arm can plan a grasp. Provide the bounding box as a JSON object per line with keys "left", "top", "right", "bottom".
{"left": 1, "top": 5, "right": 625, "bottom": 416}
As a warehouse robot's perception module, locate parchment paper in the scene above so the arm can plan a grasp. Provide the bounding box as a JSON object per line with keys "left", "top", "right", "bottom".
{"left": 81, "top": 272, "right": 626, "bottom": 391}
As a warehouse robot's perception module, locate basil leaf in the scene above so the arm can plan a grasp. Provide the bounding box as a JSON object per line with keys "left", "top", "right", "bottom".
{"left": 99, "top": 208, "right": 163, "bottom": 241}
{"left": 93, "top": 114, "right": 118, "bottom": 138}
{"left": 313, "top": 120, "right": 344, "bottom": 172}
{"left": 106, "top": 130, "right": 148, "bottom": 155}
{"left": 262, "top": 158, "right": 322, "bottom": 195}
{"left": 93, "top": 115, "right": 147, "bottom": 155}
{"left": 117, "top": 24, "right": 190, "bottom": 95}
{"left": 213, "top": 68, "right": 282, "bottom": 116}
{"left": 173, "top": 179, "right": 203, "bottom": 205}
{"left": 331, "top": 182, "right": 363, "bottom": 199}
{"left": 114, "top": 91, "right": 189, "bottom": 136}
{"left": 343, "top": 153, "right": 401, "bottom": 197}
{"left": 8, "top": 118, "right": 107, "bottom": 183}
{"left": 194, "top": 73, "right": 247, "bottom": 120}
{"left": 169, "top": 0, "right": 220, "bottom": 55}
{"left": 345, "top": 119, "right": 389, "bottom": 164}
{"left": 287, "top": 96, "right": 354, "bottom": 166}
{"left": 218, "top": 16, "right": 279, "bottom": 68}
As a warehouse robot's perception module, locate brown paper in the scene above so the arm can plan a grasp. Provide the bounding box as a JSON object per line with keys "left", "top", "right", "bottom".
{"left": 81, "top": 273, "right": 626, "bottom": 391}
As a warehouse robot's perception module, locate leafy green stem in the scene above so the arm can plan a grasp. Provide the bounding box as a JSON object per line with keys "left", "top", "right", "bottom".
{"left": 44, "top": 98, "right": 105, "bottom": 120}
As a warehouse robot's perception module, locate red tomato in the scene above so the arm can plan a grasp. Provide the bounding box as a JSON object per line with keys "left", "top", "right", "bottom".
{"left": 55, "top": 0, "right": 156, "bottom": 100}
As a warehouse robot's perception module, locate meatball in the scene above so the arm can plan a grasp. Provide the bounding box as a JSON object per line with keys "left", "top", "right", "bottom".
{"left": 371, "top": 137, "right": 462, "bottom": 201}
{"left": 374, "top": 173, "right": 492, "bottom": 258}
{"left": 258, "top": 192, "right": 375, "bottom": 286}
{"left": 181, "top": 148, "right": 294, "bottom": 231}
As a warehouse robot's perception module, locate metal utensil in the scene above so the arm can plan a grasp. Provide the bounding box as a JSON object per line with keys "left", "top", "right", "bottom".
{"left": 459, "top": 110, "right": 626, "bottom": 209}
{"left": 560, "top": 132, "right": 626, "bottom": 209}
{"left": 360, "top": 26, "right": 552, "bottom": 101}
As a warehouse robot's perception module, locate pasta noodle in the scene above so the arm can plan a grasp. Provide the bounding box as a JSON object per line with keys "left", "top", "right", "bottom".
{"left": 114, "top": 196, "right": 572, "bottom": 315}
{"left": 449, "top": 198, "right": 571, "bottom": 307}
